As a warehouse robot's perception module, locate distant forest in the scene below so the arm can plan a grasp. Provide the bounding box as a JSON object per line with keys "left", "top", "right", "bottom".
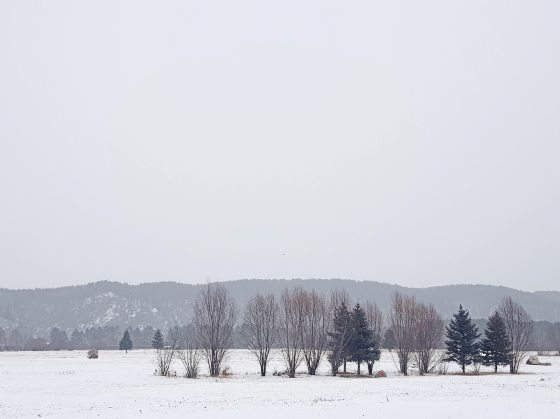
{"left": 2, "top": 319, "right": 558, "bottom": 353}
{"left": 0, "top": 279, "right": 559, "bottom": 352}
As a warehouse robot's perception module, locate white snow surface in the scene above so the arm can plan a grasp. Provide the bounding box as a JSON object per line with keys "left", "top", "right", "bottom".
{"left": 0, "top": 350, "right": 558, "bottom": 418}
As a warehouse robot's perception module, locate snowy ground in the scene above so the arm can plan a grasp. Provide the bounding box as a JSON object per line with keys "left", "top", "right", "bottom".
{"left": 0, "top": 349, "right": 558, "bottom": 418}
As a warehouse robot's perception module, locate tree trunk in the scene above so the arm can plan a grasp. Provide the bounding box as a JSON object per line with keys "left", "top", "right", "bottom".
{"left": 367, "top": 363, "right": 373, "bottom": 375}
{"left": 343, "top": 359, "right": 347, "bottom": 373}
{"left": 357, "top": 363, "right": 361, "bottom": 375}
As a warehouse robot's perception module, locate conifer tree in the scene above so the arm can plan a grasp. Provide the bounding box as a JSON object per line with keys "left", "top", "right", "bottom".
{"left": 0, "top": 327, "right": 6, "bottom": 348}
{"left": 70, "top": 329, "right": 84, "bottom": 350}
{"left": 348, "top": 303, "right": 380, "bottom": 375}
{"left": 327, "top": 301, "right": 352, "bottom": 375}
{"left": 445, "top": 305, "right": 480, "bottom": 374}
{"left": 49, "top": 327, "right": 69, "bottom": 350}
{"left": 481, "top": 312, "right": 511, "bottom": 373}
{"left": 152, "top": 329, "right": 164, "bottom": 349}
{"left": 119, "top": 330, "right": 133, "bottom": 353}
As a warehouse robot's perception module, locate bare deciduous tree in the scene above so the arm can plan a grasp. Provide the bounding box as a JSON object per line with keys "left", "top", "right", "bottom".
{"left": 241, "top": 293, "right": 278, "bottom": 376}
{"left": 389, "top": 292, "right": 417, "bottom": 376}
{"left": 154, "top": 325, "right": 180, "bottom": 377}
{"left": 498, "top": 297, "right": 533, "bottom": 374}
{"left": 193, "top": 283, "right": 237, "bottom": 377}
{"left": 176, "top": 324, "right": 202, "bottom": 378}
{"left": 329, "top": 289, "right": 350, "bottom": 312}
{"left": 414, "top": 303, "right": 444, "bottom": 375}
{"left": 302, "top": 290, "right": 329, "bottom": 375}
{"left": 279, "top": 287, "right": 306, "bottom": 378}
{"left": 365, "top": 301, "right": 384, "bottom": 375}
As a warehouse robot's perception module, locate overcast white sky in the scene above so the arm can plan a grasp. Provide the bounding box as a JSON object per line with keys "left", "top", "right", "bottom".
{"left": 1, "top": 1, "right": 559, "bottom": 291}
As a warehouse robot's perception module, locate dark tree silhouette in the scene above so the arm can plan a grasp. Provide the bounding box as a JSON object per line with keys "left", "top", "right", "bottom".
{"left": 327, "top": 300, "right": 352, "bottom": 376}
{"left": 481, "top": 312, "right": 511, "bottom": 373}
{"left": 445, "top": 305, "right": 480, "bottom": 374}
{"left": 49, "top": 327, "right": 69, "bottom": 350}
{"left": 69, "top": 329, "right": 84, "bottom": 350}
{"left": 152, "top": 329, "right": 164, "bottom": 349}
{"left": 348, "top": 303, "right": 380, "bottom": 375}
{"left": 119, "top": 330, "right": 133, "bottom": 353}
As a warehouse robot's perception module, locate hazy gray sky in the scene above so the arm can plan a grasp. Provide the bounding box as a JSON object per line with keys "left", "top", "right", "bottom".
{"left": 1, "top": 1, "right": 559, "bottom": 291}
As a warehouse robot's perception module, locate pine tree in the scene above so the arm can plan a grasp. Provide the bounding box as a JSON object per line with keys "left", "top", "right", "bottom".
{"left": 119, "top": 330, "right": 133, "bottom": 353}
{"left": 348, "top": 303, "right": 380, "bottom": 375}
{"left": 49, "top": 327, "right": 69, "bottom": 350}
{"left": 0, "top": 327, "right": 7, "bottom": 348}
{"left": 481, "top": 312, "right": 511, "bottom": 373}
{"left": 70, "top": 329, "right": 84, "bottom": 350}
{"left": 152, "top": 329, "right": 164, "bottom": 349}
{"left": 327, "top": 301, "right": 352, "bottom": 375}
{"left": 445, "top": 305, "right": 480, "bottom": 374}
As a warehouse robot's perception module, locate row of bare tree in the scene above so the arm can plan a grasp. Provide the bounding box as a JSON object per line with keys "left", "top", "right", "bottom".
{"left": 389, "top": 292, "right": 445, "bottom": 375}
{"left": 153, "top": 284, "right": 533, "bottom": 378}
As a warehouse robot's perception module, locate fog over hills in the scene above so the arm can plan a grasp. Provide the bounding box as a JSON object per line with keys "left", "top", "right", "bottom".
{"left": 1, "top": 279, "right": 559, "bottom": 337}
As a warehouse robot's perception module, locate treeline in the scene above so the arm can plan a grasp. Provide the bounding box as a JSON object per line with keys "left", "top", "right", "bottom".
{"left": 144, "top": 284, "right": 548, "bottom": 378}
{"left": 0, "top": 325, "right": 155, "bottom": 351}
{"left": 2, "top": 286, "right": 559, "bottom": 360}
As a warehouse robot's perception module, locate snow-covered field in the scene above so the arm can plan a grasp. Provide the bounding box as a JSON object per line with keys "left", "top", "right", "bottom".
{"left": 0, "top": 349, "right": 558, "bottom": 418}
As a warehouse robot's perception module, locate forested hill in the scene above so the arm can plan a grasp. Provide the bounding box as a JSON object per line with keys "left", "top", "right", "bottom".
{"left": 1, "top": 279, "right": 559, "bottom": 336}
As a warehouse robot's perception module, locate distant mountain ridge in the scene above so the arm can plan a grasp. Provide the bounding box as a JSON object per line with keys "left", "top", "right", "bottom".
{"left": 1, "top": 279, "right": 559, "bottom": 337}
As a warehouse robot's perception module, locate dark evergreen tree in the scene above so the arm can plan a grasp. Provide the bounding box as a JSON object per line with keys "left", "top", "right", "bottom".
{"left": 49, "top": 327, "right": 69, "bottom": 350}
{"left": 348, "top": 303, "right": 380, "bottom": 375}
{"left": 152, "top": 329, "right": 164, "bottom": 349}
{"left": 69, "top": 329, "right": 84, "bottom": 350}
{"left": 0, "top": 327, "right": 6, "bottom": 348}
{"left": 445, "top": 305, "right": 480, "bottom": 374}
{"left": 119, "top": 330, "right": 133, "bottom": 353}
{"left": 327, "top": 301, "right": 352, "bottom": 375}
{"left": 481, "top": 312, "right": 511, "bottom": 373}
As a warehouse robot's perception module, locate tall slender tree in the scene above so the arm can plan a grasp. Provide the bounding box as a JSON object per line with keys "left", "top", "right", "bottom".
{"left": 327, "top": 301, "right": 352, "bottom": 375}
{"left": 194, "top": 283, "right": 237, "bottom": 377}
{"left": 481, "top": 312, "right": 511, "bottom": 373}
{"left": 389, "top": 292, "right": 417, "bottom": 375}
{"left": 152, "top": 329, "right": 164, "bottom": 349}
{"left": 0, "top": 327, "right": 6, "bottom": 348}
{"left": 365, "top": 302, "right": 383, "bottom": 375}
{"left": 445, "top": 305, "right": 480, "bottom": 374}
{"left": 498, "top": 297, "right": 533, "bottom": 374}
{"left": 241, "top": 293, "right": 278, "bottom": 376}
{"left": 302, "top": 290, "right": 329, "bottom": 375}
{"left": 348, "top": 304, "right": 380, "bottom": 375}
{"left": 119, "top": 330, "right": 133, "bottom": 353}
{"left": 278, "top": 287, "right": 306, "bottom": 378}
